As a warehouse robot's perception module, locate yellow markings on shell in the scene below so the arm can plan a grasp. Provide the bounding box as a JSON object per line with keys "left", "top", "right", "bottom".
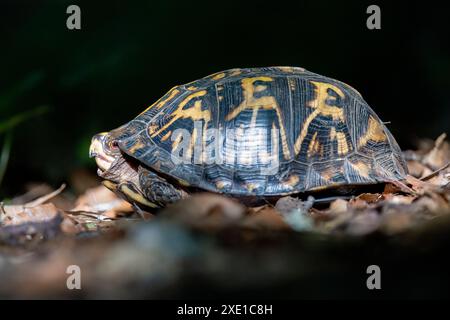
{"left": 151, "top": 90, "right": 210, "bottom": 138}
{"left": 139, "top": 87, "right": 180, "bottom": 115}
{"left": 119, "top": 184, "right": 158, "bottom": 208}
{"left": 148, "top": 123, "right": 159, "bottom": 135}
{"left": 229, "top": 70, "right": 242, "bottom": 77}
{"left": 320, "top": 167, "right": 338, "bottom": 181}
{"left": 283, "top": 175, "right": 300, "bottom": 188}
{"left": 330, "top": 127, "right": 349, "bottom": 156}
{"left": 358, "top": 116, "right": 387, "bottom": 148}
{"left": 294, "top": 81, "right": 345, "bottom": 155}
{"left": 336, "top": 133, "right": 349, "bottom": 155}
{"left": 215, "top": 181, "right": 229, "bottom": 190}
{"left": 128, "top": 141, "right": 145, "bottom": 153}
{"left": 277, "top": 66, "right": 294, "bottom": 72}
{"left": 161, "top": 131, "right": 172, "bottom": 142}
{"left": 211, "top": 72, "right": 226, "bottom": 80}
{"left": 245, "top": 183, "right": 258, "bottom": 192}
{"left": 187, "top": 86, "right": 197, "bottom": 91}
{"left": 307, "top": 131, "right": 320, "bottom": 158}
{"left": 225, "top": 77, "right": 291, "bottom": 160}
{"left": 350, "top": 161, "right": 370, "bottom": 178}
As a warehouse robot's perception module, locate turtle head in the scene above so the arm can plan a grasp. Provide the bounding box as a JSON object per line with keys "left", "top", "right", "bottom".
{"left": 89, "top": 132, "right": 121, "bottom": 172}
{"left": 90, "top": 131, "right": 147, "bottom": 207}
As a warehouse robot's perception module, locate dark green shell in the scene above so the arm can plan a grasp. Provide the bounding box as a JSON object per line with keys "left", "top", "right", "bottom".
{"left": 112, "top": 67, "right": 408, "bottom": 196}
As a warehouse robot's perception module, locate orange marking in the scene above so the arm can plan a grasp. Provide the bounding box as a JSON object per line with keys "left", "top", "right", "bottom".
{"left": 283, "top": 175, "right": 300, "bottom": 187}
{"left": 148, "top": 123, "right": 159, "bottom": 135}
{"left": 358, "top": 115, "right": 387, "bottom": 148}
{"left": 294, "top": 81, "right": 345, "bottom": 155}
{"left": 151, "top": 90, "right": 210, "bottom": 138}
{"left": 245, "top": 183, "right": 258, "bottom": 192}
{"left": 215, "top": 181, "right": 229, "bottom": 190}
{"left": 211, "top": 72, "right": 226, "bottom": 80}
{"left": 350, "top": 161, "right": 370, "bottom": 178}
{"left": 161, "top": 131, "right": 172, "bottom": 142}
{"left": 139, "top": 87, "right": 180, "bottom": 115}
{"left": 229, "top": 70, "right": 242, "bottom": 77}
{"left": 330, "top": 127, "right": 350, "bottom": 156}
{"left": 128, "top": 141, "right": 145, "bottom": 153}
{"left": 225, "top": 77, "right": 291, "bottom": 160}
{"left": 307, "top": 131, "right": 320, "bottom": 157}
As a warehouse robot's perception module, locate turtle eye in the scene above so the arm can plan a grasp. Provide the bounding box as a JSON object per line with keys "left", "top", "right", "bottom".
{"left": 108, "top": 139, "right": 119, "bottom": 151}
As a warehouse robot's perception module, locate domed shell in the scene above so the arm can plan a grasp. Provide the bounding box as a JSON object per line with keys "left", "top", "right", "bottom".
{"left": 113, "top": 67, "right": 408, "bottom": 196}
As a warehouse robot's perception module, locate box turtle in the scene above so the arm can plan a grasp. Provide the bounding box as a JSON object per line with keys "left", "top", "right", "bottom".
{"left": 89, "top": 66, "right": 407, "bottom": 210}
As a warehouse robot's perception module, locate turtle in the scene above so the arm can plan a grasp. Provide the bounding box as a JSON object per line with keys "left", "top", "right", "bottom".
{"left": 89, "top": 66, "right": 408, "bottom": 211}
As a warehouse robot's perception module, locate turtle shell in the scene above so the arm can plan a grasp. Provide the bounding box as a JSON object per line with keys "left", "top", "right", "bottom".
{"left": 113, "top": 67, "right": 408, "bottom": 196}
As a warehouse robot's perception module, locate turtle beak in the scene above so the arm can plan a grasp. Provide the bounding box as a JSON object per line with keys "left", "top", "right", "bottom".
{"left": 89, "top": 132, "right": 116, "bottom": 172}
{"left": 89, "top": 133, "right": 107, "bottom": 158}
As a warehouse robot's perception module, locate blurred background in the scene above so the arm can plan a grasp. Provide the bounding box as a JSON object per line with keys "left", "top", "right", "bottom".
{"left": 0, "top": 0, "right": 449, "bottom": 197}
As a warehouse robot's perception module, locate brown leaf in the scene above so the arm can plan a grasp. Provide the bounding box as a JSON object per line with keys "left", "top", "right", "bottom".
{"left": 2, "top": 203, "right": 61, "bottom": 226}
{"left": 423, "top": 133, "right": 450, "bottom": 170}
{"left": 383, "top": 193, "right": 416, "bottom": 205}
{"left": 72, "top": 185, "right": 133, "bottom": 217}
{"left": 161, "top": 193, "right": 245, "bottom": 230}
{"left": 406, "top": 160, "right": 431, "bottom": 178}
{"left": 241, "top": 206, "right": 291, "bottom": 231}
{"left": 328, "top": 199, "right": 349, "bottom": 214}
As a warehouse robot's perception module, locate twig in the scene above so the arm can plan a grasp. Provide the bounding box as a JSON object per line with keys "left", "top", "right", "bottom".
{"left": 389, "top": 179, "right": 418, "bottom": 195}
{"left": 420, "top": 162, "right": 450, "bottom": 181}
{"left": 66, "top": 210, "right": 113, "bottom": 221}
{"left": 24, "top": 183, "right": 66, "bottom": 207}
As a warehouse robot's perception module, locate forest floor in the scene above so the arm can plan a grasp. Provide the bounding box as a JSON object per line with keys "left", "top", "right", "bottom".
{"left": 1, "top": 134, "right": 450, "bottom": 298}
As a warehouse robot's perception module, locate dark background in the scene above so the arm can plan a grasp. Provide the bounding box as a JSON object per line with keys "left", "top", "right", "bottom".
{"left": 0, "top": 0, "right": 449, "bottom": 197}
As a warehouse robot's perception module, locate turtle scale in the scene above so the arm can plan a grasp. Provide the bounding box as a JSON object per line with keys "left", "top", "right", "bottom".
{"left": 115, "top": 67, "right": 408, "bottom": 196}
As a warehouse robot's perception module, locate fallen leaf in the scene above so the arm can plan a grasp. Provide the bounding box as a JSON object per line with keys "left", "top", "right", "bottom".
{"left": 241, "top": 206, "right": 291, "bottom": 231}
{"left": 72, "top": 185, "right": 133, "bottom": 217}
{"left": 161, "top": 193, "right": 245, "bottom": 230}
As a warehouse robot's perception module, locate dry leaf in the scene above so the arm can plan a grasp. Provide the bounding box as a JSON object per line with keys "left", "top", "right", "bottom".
{"left": 161, "top": 193, "right": 245, "bottom": 230}
{"left": 241, "top": 206, "right": 291, "bottom": 231}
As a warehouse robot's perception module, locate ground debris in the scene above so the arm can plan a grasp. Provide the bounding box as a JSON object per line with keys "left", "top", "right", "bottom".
{"left": 1, "top": 134, "right": 450, "bottom": 298}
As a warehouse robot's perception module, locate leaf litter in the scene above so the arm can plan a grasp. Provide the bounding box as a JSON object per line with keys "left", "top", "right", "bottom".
{"left": 1, "top": 134, "right": 450, "bottom": 298}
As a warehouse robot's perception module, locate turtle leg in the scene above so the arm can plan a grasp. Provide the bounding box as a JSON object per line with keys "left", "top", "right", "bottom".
{"left": 138, "top": 166, "right": 188, "bottom": 207}
{"left": 102, "top": 179, "right": 158, "bottom": 214}
{"left": 116, "top": 181, "right": 159, "bottom": 210}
